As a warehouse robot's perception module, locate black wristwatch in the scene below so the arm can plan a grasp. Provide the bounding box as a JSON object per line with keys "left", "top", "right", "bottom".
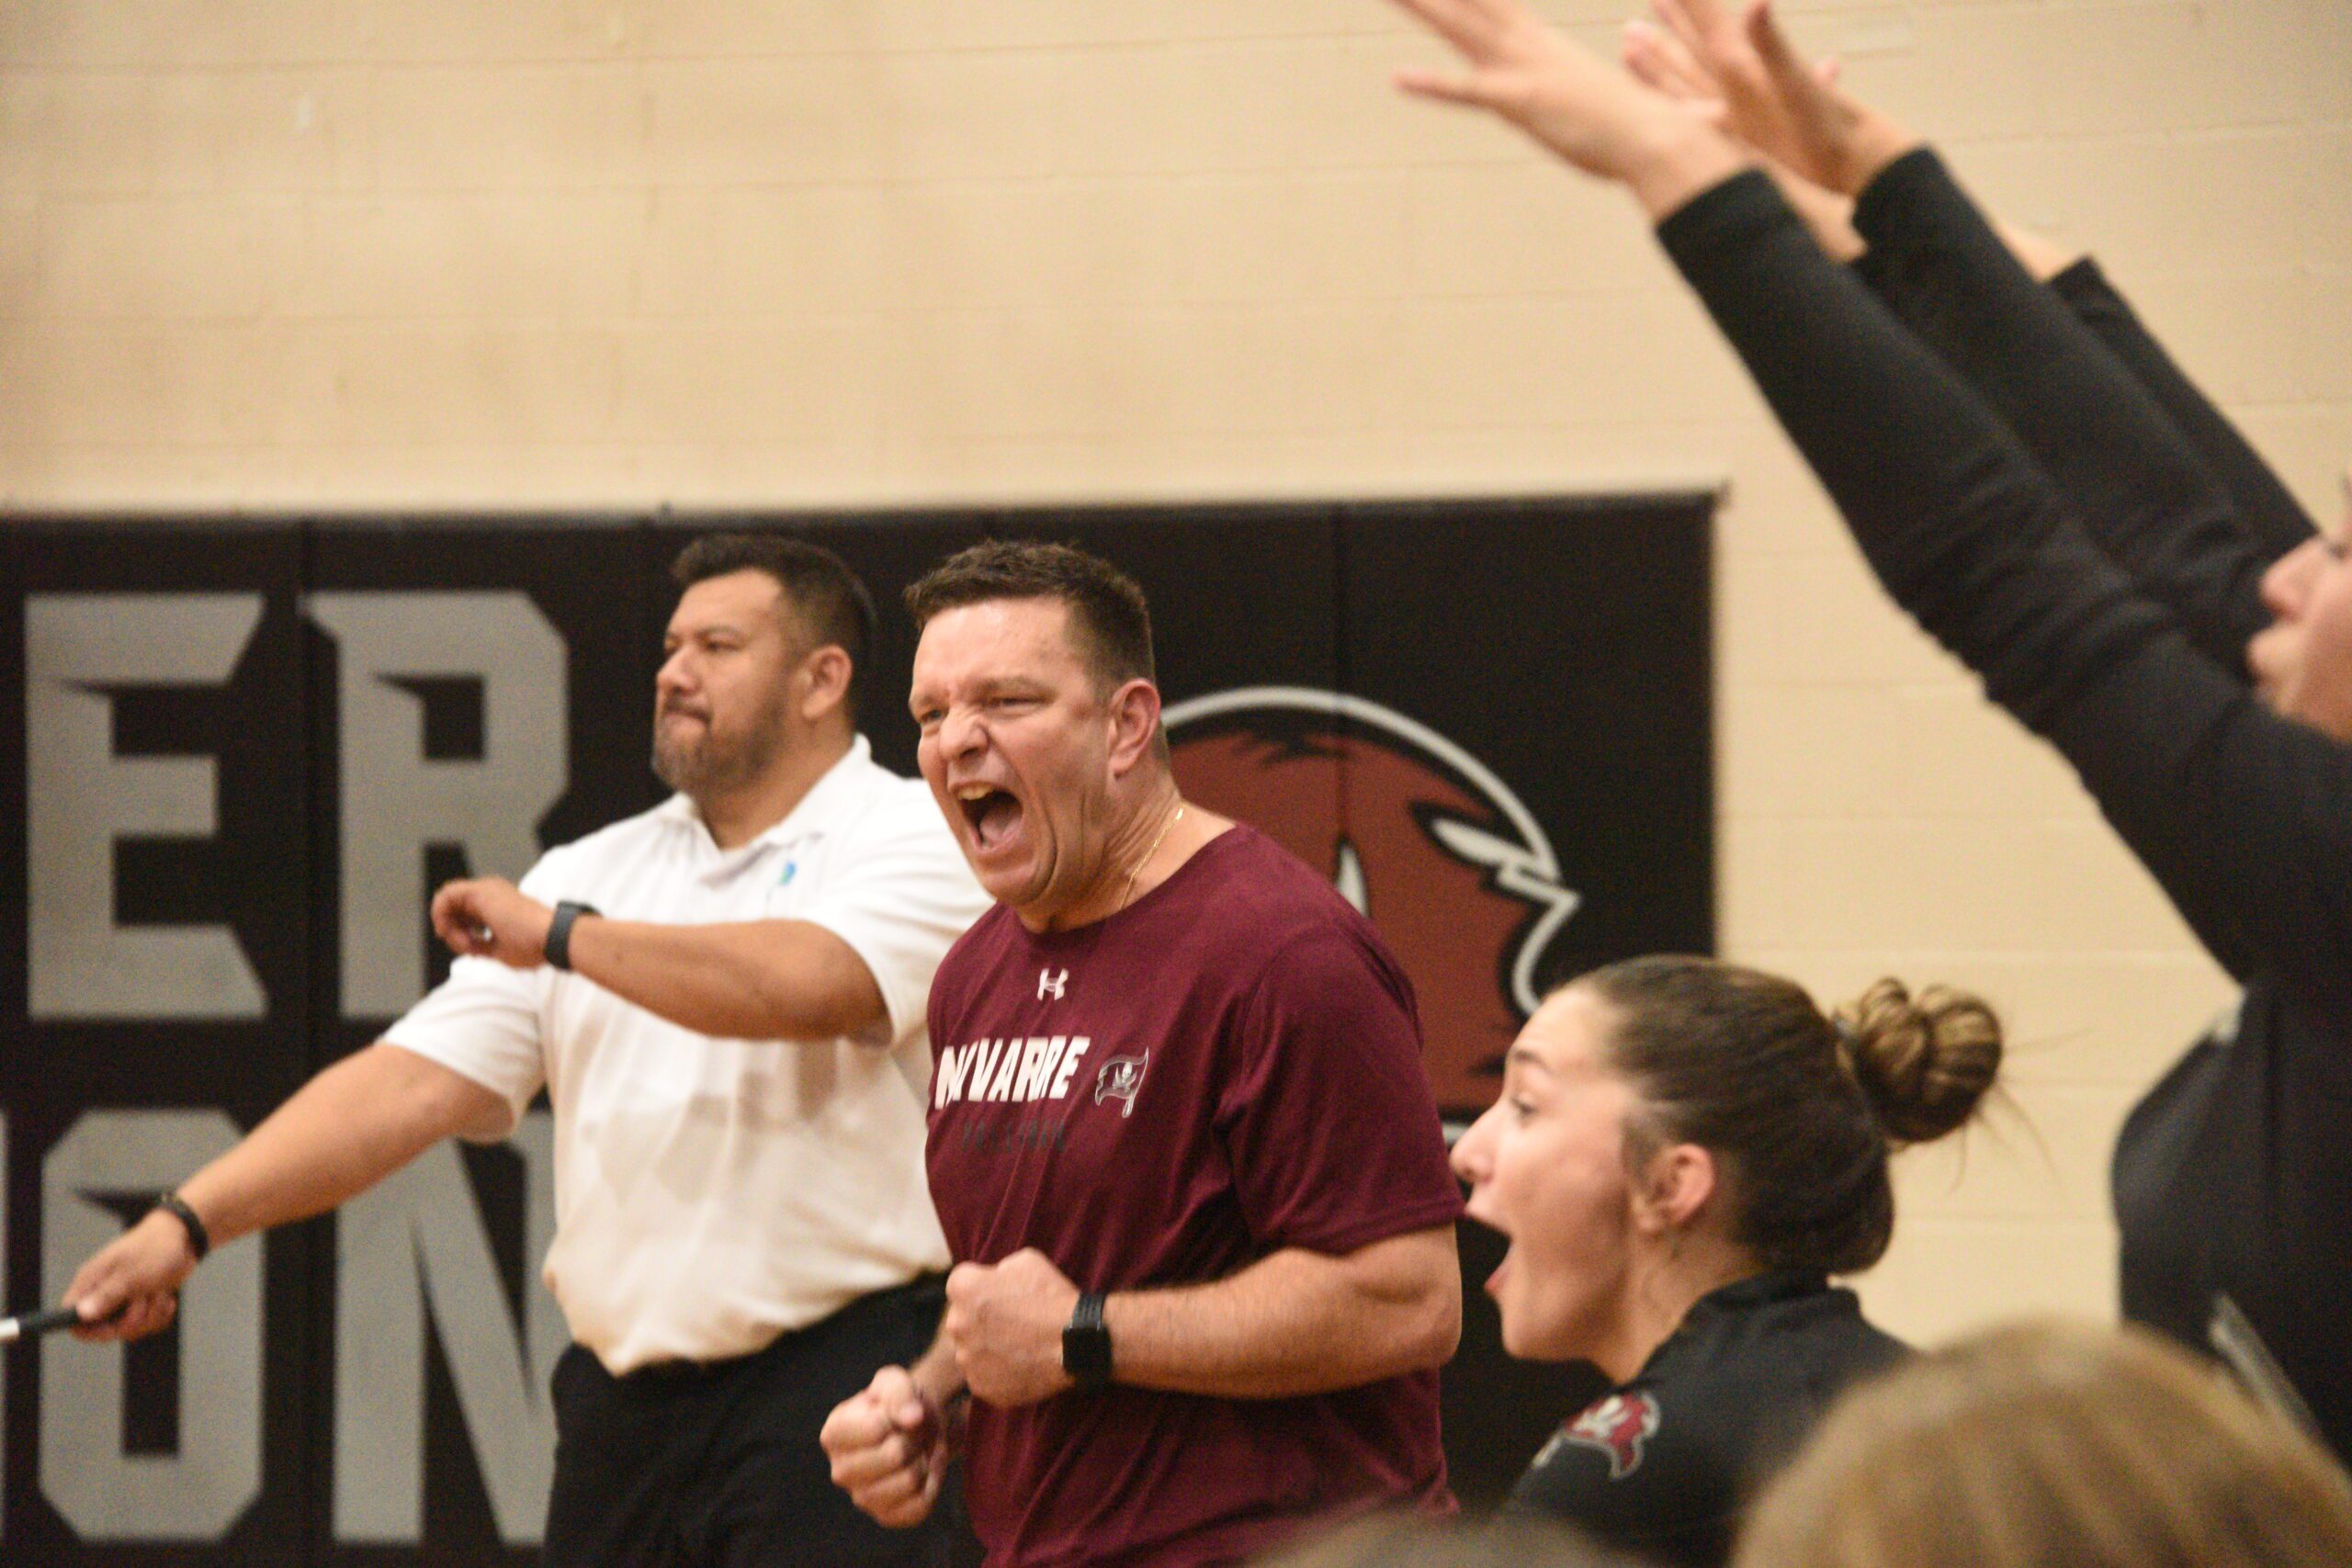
{"left": 545, "top": 901, "right": 598, "bottom": 971}
{"left": 153, "top": 1190, "right": 210, "bottom": 1261}
{"left": 1062, "top": 1291, "right": 1113, "bottom": 1388}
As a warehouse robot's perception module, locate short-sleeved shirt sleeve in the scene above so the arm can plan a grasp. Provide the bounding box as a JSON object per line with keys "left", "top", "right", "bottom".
{"left": 794, "top": 782, "right": 994, "bottom": 1047}
{"left": 380, "top": 856, "right": 560, "bottom": 1138}
{"left": 1222, "top": 925, "right": 1466, "bottom": 1254}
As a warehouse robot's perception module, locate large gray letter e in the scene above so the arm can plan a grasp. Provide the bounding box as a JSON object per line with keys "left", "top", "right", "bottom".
{"left": 26, "top": 594, "right": 266, "bottom": 1020}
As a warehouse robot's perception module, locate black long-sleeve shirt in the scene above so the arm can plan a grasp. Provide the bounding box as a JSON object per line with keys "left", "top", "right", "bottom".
{"left": 1848, "top": 152, "right": 2296, "bottom": 674}
{"left": 1655, "top": 158, "right": 2352, "bottom": 1463}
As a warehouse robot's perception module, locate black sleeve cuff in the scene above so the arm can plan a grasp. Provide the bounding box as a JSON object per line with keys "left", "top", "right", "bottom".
{"left": 1654, "top": 167, "right": 1801, "bottom": 282}
{"left": 1850, "top": 240, "right": 1897, "bottom": 298}
{"left": 2046, "top": 254, "right": 2115, "bottom": 310}
{"left": 1849, "top": 143, "right": 1952, "bottom": 245}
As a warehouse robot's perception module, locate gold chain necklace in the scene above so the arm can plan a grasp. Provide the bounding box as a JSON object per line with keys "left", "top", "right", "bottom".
{"left": 1119, "top": 802, "right": 1185, "bottom": 911}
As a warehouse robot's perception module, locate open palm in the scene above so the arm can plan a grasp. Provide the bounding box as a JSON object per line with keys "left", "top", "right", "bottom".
{"left": 1386, "top": 0, "right": 1680, "bottom": 180}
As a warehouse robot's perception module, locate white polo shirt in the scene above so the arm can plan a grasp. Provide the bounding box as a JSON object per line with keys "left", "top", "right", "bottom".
{"left": 383, "top": 737, "right": 989, "bottom": 1373}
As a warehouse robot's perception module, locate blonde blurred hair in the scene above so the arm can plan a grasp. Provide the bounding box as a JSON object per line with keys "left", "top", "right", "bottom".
{"left": 1736, "top": 1319, "right": 2352, "bottom": 1568}
{"left": 1254, "top": 1512, "right": 1640, "bottom": 1568}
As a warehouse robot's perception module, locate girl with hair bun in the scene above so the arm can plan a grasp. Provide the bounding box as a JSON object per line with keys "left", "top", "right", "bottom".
{"left": 1448, "top": 956, "right": 2003, "bottom": 1568}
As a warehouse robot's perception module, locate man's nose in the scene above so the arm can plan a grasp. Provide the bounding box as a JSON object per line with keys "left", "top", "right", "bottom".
{"left": 936, "top": 705, "right": 987, "bottom": 758}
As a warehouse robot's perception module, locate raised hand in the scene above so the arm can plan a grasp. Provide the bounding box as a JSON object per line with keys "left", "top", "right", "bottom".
{"left": 1384, "top": 0, "right": 1746, "bottom": 217}
{"left": 1621, "top": 11, "right": 1737, "bottom": 127}
{"left": 1640, "top": 0, "right": 1912, "bottom": 195}
{"left": 1623, "top": 12, "right": 1865, "bottom": 261}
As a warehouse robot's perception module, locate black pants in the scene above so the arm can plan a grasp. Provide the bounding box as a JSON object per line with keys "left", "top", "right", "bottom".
{"left": 544, "top": 1277, "right": 969, "bottom": 1568}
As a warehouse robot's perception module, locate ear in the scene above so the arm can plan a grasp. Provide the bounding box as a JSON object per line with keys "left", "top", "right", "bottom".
{"left": 1630, "top": 1143, "right": 1719, "bottom": 1235}
{"left": 797, "top": 646, "right": 854, "bottom": 725}
{"left": 1103, "top": 678, "right": 1163, "bottom": 776}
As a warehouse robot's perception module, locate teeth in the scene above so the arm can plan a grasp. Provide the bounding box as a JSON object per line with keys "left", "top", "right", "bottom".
{"left": 955, "top": 784, "right": 997, "bottom": 801}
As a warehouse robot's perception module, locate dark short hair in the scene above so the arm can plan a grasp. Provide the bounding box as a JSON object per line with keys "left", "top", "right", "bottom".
{"left": 669, "top": 533, "right": 878, "bottom": 674}
{"left": 903, "top": 539, "right": 1157, "bottom": 690}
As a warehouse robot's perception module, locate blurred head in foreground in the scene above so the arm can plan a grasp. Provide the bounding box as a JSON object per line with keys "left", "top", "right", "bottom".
{"left": 1254, "top": 1512, "right": 1642, "bottom": 1568}
{"left": 1736, "top": 1319, "right": 2352, "bottom": 1568}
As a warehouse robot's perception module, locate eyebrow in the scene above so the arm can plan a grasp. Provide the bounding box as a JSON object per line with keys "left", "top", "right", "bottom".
{"left": 666, "top": 619, "right": 751, "bottom": 643}
{"left": 912, "top": 674, "right": 1046, "bottom": 705}
{"left": 1503, "top": 1046, "right": 1555, "bottom": 1077}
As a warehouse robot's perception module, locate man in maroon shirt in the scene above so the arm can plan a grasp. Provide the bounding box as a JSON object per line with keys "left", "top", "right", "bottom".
{"left": 821, "top": 540, "right": 1464, "bottom": 1567}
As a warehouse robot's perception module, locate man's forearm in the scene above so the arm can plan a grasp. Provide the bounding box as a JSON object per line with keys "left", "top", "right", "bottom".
{"left": 177, "top": 1043, "right": 496, "bottom": 1248}
{"left": 565, "top": 917, "right": 887, "bottom": 1042}
{"left": 1100, "top": 1226, "right": 1461, "bottom": 1400}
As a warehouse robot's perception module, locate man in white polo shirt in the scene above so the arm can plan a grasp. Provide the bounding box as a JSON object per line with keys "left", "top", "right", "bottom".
{"left": 62, "top": 534, "right": 991, "bottom": 1566}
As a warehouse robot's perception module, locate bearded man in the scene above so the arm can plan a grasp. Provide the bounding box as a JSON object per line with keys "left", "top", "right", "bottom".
{"left": 66, "top": 534, "right": 991, "bottom": 1567}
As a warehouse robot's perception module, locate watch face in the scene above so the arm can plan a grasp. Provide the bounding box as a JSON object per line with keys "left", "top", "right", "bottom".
{"left": 1063, "top": 1301, "right": 1114, "bottom": 1385}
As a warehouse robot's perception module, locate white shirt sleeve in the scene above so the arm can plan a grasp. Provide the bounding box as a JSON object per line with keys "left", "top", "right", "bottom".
{"left": 379, "top": 858, "right": 559, "bottom": 1139}
{"left": 797, "top": 784, "right": 991, "bottom": 1046}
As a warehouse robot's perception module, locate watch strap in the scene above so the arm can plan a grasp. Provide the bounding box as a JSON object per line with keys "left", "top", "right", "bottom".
{"left": 153, "top": 1191, "right": 210, "bottom": 1261}
{"left": 1063, "top": 1290, "right": 1113, "bottom": 1387}
{"left": 545, "top": 900, "right": 599, "bottom": 971}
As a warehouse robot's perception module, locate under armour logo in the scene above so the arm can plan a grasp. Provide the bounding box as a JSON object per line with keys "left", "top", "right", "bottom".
{"left": 1038, "top": 967, "right": 1069, "bottom": 1001}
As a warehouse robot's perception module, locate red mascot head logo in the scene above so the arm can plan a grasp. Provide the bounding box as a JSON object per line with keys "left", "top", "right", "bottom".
{"left": 1165, "top": 687, "right": 1580, "bottom": 1115}
{"left": 1558, "top": 1392, "right": 1662, "bottom": 1480}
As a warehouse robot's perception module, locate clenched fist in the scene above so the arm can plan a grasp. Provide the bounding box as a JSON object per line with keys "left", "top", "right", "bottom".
{"left": 944, "top": 1248, "right": 1083, "bottom": 1407}
{"left": 821, "top": 1364, "right": 950, "bottom": 1528}
{"left": 430, "top": 877, "right": 555, "bottom": 968}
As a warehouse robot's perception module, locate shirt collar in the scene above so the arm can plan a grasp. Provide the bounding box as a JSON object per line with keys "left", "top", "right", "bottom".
{"left": 655, "top": 735, "right": 879, "bottom": 862}
{"left": 754, "top": 734, "right": 876, "bottom": 849}
{"left": 1693, "top": 1269, "right": 1830, "bottom": 1313}
{"left": 1633, "top": 1269, "right": 1838, "bottom": 1383}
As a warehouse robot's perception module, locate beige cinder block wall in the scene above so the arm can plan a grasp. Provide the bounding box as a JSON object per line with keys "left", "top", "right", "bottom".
{"left": 4, "top": 0, "right": 2347, "bottom": 1344}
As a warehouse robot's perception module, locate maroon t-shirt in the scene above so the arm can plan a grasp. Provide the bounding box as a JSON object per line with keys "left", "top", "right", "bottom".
{"left": 926, "top": 825, "right": 1464, "bottom": 1568}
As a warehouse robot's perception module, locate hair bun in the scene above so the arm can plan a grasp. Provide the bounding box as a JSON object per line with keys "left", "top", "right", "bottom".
{"left": 1834, "top": 978, "right": 2002, "bottom": 1145}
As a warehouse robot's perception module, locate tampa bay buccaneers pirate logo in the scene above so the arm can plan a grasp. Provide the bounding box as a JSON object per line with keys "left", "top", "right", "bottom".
{"left": 1093, "top": 1052, "right": 1149, "bottom": 1117}
{"left": 1538, "top": 1392, "right": 1662, "bottom": 1481}
{"left": 1164, "top": 687, "right": 1581, "bottom": 1115}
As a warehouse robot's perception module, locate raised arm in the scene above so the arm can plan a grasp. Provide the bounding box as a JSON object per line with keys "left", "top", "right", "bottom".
{"left": 1845, "top": 148, "right": 2274, "bottom": 672}
{"left": 1652, "top": 173, "right": 2352, "bottom": 996}
{"left": 434, "top": 875, "right": 890, "bottom": 1042}
{"left": 1383, "top": 0, "right": 2352, "bottom": 1000}
{"left": 2046, "top": 257, "right": 2321, "bottom": 558}
{"left": 1643, "top": 0, "right": 2282, "bottom": 672}
{"left": 1632, "top": 0, "right": 2318, "bottom": 566}
{"left": 433, "top": 797, "right": 983, "bottom": 1044}
{"left": 63, "top": 1043, "right": 505, "bottom": 1340}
